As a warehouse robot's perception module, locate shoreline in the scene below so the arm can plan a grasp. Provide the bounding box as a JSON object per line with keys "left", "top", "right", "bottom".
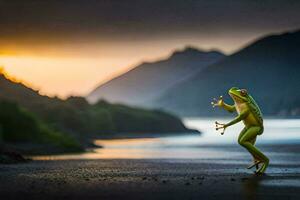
{"left": 92, "top": 131, "right": 200, "bottom": 140}
{"left": 1, "top": 141, "right": 300, "bottom": 199}
{"left": 0, "top": 131, "right": 200, "bottom": 160}
{"left": 1, "top": 157, "right": 300, "bottom": 199}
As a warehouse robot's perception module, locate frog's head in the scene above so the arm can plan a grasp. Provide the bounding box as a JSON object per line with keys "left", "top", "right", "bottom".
{"left": 228, "top": 87, "right": 249, "bottom": 103}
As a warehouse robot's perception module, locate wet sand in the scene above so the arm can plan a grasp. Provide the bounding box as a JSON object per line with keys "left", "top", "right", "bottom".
{"left": 1, "top": 144, "right": 300, "bottom": 200}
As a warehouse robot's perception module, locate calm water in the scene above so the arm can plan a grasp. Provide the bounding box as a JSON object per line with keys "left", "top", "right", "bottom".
{"left": 33, "top": 118, "right": 300, "bottom": 160}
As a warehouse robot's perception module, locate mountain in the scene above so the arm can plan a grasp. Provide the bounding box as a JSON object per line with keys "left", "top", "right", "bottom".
{"left": 154, "top": 30, "right": 300, "bottom": 117}
{"left": 87, "top": 46, "right": 225, "bottom": 105}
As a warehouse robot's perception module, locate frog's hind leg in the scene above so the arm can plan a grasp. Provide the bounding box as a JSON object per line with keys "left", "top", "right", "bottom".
{"left": 238, "top": 127, "right": 269, "bottom": 174}
{"left": 247, "top": 137, "right": 261, "bottom": 170}
{"left": 238, "top": 128, "right": 259, "bottom": 169}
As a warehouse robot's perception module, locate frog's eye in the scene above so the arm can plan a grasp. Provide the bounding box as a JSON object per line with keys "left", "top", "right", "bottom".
{"left": 240, "top": 89, "right": 247, "bottom": 96}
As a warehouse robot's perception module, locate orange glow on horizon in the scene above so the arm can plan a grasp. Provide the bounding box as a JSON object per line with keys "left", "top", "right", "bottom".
{"left": 0, "top": 55, "right": 147, "bottom": 99}
{"left": 0, "top": 66, "right": 32, "bottom": 88}
{"left": 0, "top": 66, "right": 20, "bottom": 83}
{"left": 0, "top": 33, "right": 262, "bottom": 98}
{"left": 0, "top": 66, "right": 44, "bottom": 95}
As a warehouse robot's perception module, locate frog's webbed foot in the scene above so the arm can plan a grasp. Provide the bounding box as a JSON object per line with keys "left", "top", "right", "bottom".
{"left": 211, "top": 96, "right": 223, "bottom": 108}
{"left": 255, "top": 160, "right": 269, "bottom": 175}
{"left": 247, "top": 160, "right": 262, "bottom": 169}
{"left": 255, "top": 159, "right": 269, "bottom": 175}
{"left": 215, "top": 121, "right": 226, "bottom": 135}
{"left": 255, "top": 162, "right": 259, "bottom": 170}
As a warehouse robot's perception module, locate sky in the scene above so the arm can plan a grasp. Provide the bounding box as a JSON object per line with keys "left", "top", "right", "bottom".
{"left": 0, "top": 0, "right": 299, "bottom": 98}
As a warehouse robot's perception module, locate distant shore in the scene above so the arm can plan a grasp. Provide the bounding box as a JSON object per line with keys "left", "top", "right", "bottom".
{"left": 95, "top": 130, "right": 200, "bottom": 140}
{"left": 0, "top": 131, "right": 200, "bottom": 163}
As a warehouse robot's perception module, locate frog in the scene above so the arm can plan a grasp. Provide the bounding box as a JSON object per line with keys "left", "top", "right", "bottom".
{"left": 211, "top": 87, "right": 269, "bottom": 174}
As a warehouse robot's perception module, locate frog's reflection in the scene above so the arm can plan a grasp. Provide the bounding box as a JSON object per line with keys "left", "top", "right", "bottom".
{"left": 242, "top": 174, "right": 266, "bottom": 200}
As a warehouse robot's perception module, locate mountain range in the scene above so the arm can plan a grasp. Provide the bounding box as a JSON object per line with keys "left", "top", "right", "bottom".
{"left": 88, "top": 29, "right": 300, "bottom": 117}
{"left": 155, "top": 30, "right": 300, "bottom": 116}
{"left": 87, "top": 47, "right": 225, "bottom": 105}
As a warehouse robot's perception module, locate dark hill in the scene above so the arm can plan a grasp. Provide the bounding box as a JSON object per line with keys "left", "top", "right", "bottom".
{"left": 87, "top": 46, "right": 225, "bottom": 105}
{"left": 155, "top": 30, "right": 300, "bottom": 117}
{"left": 0, "top": 72, "right": 196, "bottom": 154}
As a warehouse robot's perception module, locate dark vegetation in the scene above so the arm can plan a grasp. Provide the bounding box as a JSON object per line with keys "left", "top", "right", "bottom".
{"left": 0, "top": 101, "right": 82, "bottom": 153}
{"left": 0, "top": 73, "right": 194, "bottom": 157}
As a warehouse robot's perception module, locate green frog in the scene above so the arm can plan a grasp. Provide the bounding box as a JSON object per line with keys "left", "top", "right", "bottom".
{"left": 211, "top": 87, "right": 269, "bottom": 174}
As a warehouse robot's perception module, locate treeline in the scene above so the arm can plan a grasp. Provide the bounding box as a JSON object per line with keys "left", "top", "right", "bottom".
{"left": 0, "top": 73, "right": 194, "bottom": 154}
{"left": 0, "top": 101, "right": 83, "bottom": 154}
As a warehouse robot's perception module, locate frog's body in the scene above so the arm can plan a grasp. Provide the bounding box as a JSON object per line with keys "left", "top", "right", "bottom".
{"left": 234, "top": 94, "right": 263, "bottom": 129}
{"left": 212, "top": 87, "right": 269, "bottom": 174}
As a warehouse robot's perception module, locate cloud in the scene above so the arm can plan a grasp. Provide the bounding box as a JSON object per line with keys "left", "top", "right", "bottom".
{"left": 0, "top": 0, "right": 299, "bottom": 42}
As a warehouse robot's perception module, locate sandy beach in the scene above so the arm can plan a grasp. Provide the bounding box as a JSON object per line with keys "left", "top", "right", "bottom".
{"left": 1, "top": 143, "right": 300, "bottom": 200}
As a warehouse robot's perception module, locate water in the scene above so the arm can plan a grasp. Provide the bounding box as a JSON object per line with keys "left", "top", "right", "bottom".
{"left": 32, "top": 118, "right": 300, "bottom": 160}
{"left": 184, "top": 118, "right": 300, "bottom": 144}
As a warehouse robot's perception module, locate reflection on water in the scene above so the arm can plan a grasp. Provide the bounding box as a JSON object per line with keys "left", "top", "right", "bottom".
{"left": 241, "top": 176, "right": 300, "bottom": 200}
{"left": 242, "top": 175, "right": 264, "bottom": 200}
{"left": 32, "top": 118, "right": 300, "bottom": 160}
{"left": 33, "top": 137, "right": 242, "bottom": 160}
{"left": 261, "top": 179, "right": 300, "bottom": 187}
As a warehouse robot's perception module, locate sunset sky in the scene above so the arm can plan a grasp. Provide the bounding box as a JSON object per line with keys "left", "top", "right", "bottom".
{"left": 0, "top": 0, "right": 299, "bottom": 98}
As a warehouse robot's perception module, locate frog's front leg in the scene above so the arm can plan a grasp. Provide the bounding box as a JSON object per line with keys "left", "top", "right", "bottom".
{"left": 226, "top": 110, "right": 249, "bottom": 127}
{"left": 211, "top": 96, "right": 236, "bottom": 113}
{"left": 215, "top": 110, "right": 249, "bottom": 135}
{"left": 215, "top": 121, "right": 226, "bottom": 135}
